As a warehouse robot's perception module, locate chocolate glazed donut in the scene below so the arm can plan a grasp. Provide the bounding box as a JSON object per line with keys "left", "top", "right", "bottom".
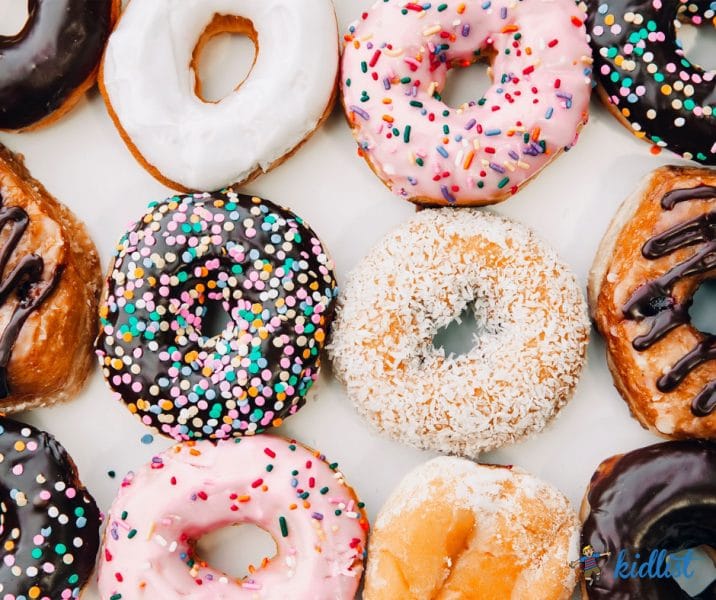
{"left": 586, "top": 0, "right": 715, "bottom": 164}
{"left": 581, "top": 440, "right": 716, "bottom": 599}
{"left": 0, "top": 416, "right": 101, "bottom": 598}
{"left": 0, "top": 0, "right": 118, "bottom": 131}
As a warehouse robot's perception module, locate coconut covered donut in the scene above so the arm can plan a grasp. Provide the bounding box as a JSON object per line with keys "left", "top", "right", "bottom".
{"left": 364, "top": 457, "right": 580, "bottom": 599}
{"left": 588, "top": 165, "right": 715, "bottom": 439}
{"left": 329, "top": 209, "right": 589, "bottom": 456}
{"left": 100, "top": 0, "right": 339, "bottom": 191}
{"left": 341, "top": 0, "right": 593, "bottom": 206}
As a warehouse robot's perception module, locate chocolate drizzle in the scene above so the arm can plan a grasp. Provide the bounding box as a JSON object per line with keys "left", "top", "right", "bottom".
{"left": 0, "top": 193, "right": 61, "bottom": 398}
{"left": 622, "top": 185, "right": 716, "bottom": 416}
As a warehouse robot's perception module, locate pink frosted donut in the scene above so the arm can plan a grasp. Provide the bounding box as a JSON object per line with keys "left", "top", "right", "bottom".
{"left": 98, "top": 436, "right": 368, "bottom": 599}
{"left": 341, "top": 0, "right": 593, "bottom": 206}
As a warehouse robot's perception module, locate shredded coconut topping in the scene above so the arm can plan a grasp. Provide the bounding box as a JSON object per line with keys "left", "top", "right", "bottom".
{"left": 329, "top": 209, "right": 589, "bottom": 456}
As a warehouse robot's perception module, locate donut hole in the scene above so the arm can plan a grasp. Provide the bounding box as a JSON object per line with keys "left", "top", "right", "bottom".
{"left": 676, "top": 20, "right": 716, "bottom": 71}
{"left": 670, "top": 546, "right": 716, "bottom": 596}
{"left": 440, "top": 59, "right": 493, "bottom": 109}
{"left": 432, "top": 304, "right": 483, "bottom": 357}
{"left": 199, "top": 298, "right": 234, "bottom": 339}
{"left": 0, "top": 0, "right": 30, "bottom": 36}
{"left": 194, "top": 523, "right": 277, "bottom": 579}
{"left": 192, "top": 15, "right": 258, "bottom": 103}
{"left": 689, "top": 280, "right": 716, "bottom": 336}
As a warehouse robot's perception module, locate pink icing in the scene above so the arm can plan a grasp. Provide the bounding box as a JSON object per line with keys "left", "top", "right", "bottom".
{"left": 341, "top": 0, "right": 593, "bottom": 205}
{"left": 97, "top": 436, "right": 368, "bottom": 599}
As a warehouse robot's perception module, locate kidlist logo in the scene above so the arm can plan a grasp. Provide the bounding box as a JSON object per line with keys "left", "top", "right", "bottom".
{"left": 613, "top": 548, "right": 696, "bottom": 580}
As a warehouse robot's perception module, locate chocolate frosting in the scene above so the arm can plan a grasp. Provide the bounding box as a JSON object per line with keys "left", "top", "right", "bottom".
{"left": 586, "top": 0, "right": 716, "bottom": 164}
{"left": 582, "top": 440, "right": 716, "bottom": 600}
{"left": 622, "top": 184, "right": 715, "bottom": 416}
{"left": 0, "top": 416, "right": 100, "bottom": 597}
{"left": 0, "top": 193, "right": 62, "bottom": 398}
{"left": 0, "top": 0, "right": 114, "bottom": 130}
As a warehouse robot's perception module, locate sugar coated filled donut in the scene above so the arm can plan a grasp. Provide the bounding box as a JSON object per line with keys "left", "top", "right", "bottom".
{"left": 586, "top": 0, "right": 716, "bottom": 163}
{"left": 0, "top": 0, "right": 119, "bottom": 132}
{"left": 589, "top": 166, "right": 715, "bottom": 439}
{"left": 0, "top": 416, "right": 101, "bottom": 600}
{"left": 329, "top": 209, "right": 589, "bottom": 456}
{"left": 0, "top": 145, "right": 101, "bottom": 413}
{"left": 364, "top": 457, "right": 579, "bottom": 599}
{"left": 100, "top": 0, "right": 339, "bottom": 191}
{"left": 341, "top": 0, "right": 593, "bottom": 206}
{"left": 96, "top": 190, "right": 337, "bottom": 441}
{"left": 98, "top": 435, "right": 368, "bottom": 599}
{"left": 580, "top": 440, "right": 716, "bottom": 599}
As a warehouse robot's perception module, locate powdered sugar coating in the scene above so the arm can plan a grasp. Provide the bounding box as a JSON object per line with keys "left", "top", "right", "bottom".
{"left": 329, "top": 209, "right": 589, "bottom": 456}
{"left": 367, "top": 457, "right": 580, "bottom": 597}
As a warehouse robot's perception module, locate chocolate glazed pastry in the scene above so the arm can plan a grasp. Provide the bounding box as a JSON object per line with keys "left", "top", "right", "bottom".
{"left": 96, "top": 191, "right": 337, "bottom": 441}
{"left": 589, "top": 166, "right": 716, "bottom": 439}
{"left": 585, "top": 0, "right": 715, "bottom": 164}
{"left": 580, "top": 440, "right": 716, "bottom": 600}
{"left": 0, "top": 0, "right": 119, "bottom": 131}
{"left": 0, "top": 416, "right": 101, "bottom": 598}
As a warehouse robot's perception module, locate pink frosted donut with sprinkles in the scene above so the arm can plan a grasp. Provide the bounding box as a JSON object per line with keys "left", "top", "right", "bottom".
{"left": 97, "top": 436, "right": 368, "bottom": 600}
{"left": 341, "top": 0, "right": 593, "bottom": 206}
{"left": 586, "top": 0, "right": 715, "bottom": 163}
{"left": 95, "top": 191, "right": 337, "bottom": 441}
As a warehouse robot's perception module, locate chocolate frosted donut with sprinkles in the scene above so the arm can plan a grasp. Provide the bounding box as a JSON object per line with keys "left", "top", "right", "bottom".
{"left": 0, "top": 417, "right": 101, "bottom": 600}
{"left": 341, "top": 0, "right": 593, "bottom": 206}
{"left": 586, "top": 0, "right": 715, "bottom": 163}
{"left": 96, "top": 191, "right": 337, "bottom": 441}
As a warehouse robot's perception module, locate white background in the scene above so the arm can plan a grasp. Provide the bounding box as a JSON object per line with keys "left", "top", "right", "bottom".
{"left": 0, "top": 1, "right": 714, "bottom": 597}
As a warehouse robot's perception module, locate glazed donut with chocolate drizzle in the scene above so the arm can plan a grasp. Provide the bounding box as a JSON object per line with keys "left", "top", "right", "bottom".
{"left": 0, "top": 416, "right": 101, "bottom": 599}
{"left": 0, "top": 0, "right": 120, "bottom": 131}
{"left": 580, "top": 440, "right": 716, "bottom": 599}
{"left": 0, "top": 145, "right": 101, "bottom": 412}
{"left": 589, "top": 166, "right": 715, "bottom": 438}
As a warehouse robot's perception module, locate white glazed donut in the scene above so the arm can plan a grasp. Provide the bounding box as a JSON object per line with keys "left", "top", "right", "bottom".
{"left": 98, "top": 436, "right": 368, "bottom": 599}
{"left": 100, "top": 0, "right": 339, "bottom": 191}
{"left": 329, "top": 209, "right": 590, "bottom": 456}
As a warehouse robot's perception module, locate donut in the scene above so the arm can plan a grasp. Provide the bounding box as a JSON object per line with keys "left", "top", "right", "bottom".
{"left": 96, "top": 190, "right": 337, "bottom": 441}
{"left": 364, "top": 457, "right": 579, "bottom": 599}
{"left": 585, "top": 0, "right": 715, "bottom": 163}
{"left": 97, "top": 435, "right": 368, "bottom": 599}
{"left": 0, "top": 145, "right": 101, "bottom": 413}
{"left": 580, "top": 440, "right": 716, "bottom": 599}
{"left": 588, "top": 166, "right": 715, "bottom": 439}
{"left": 0, "top": 0, "right": 120, "bottom": 132}
{"left": 0, "top": 416, "right": 101, "bottom": 600}
{"left": 340, "top": 0, "right": 593, "bottom": 206}
{"left": 100, "top": 0, "right": 339, "bottom": 192}
{"left": 329, "top": 208, "right": 589, "bottom": 456}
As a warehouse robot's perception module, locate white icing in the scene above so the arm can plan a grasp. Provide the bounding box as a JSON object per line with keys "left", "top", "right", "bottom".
{"left": 102, "top": 0, "right": 338, "bottom": 191}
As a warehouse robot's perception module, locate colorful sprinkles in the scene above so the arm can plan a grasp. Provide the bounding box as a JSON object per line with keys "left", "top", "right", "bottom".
{"left": 96, "top": 191, "right": 337, "bottom": 441}
{"left": 341, "top": 0, "right": 593, "bottom": 204}
{"left": 586, "top": 0, "right": 716, "bottom": 163}
{"left": 98, "top": 437, "right": 369, "bottom": 598}
{"left": 0, "top": 418, "right": 101, "bottom": 600}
